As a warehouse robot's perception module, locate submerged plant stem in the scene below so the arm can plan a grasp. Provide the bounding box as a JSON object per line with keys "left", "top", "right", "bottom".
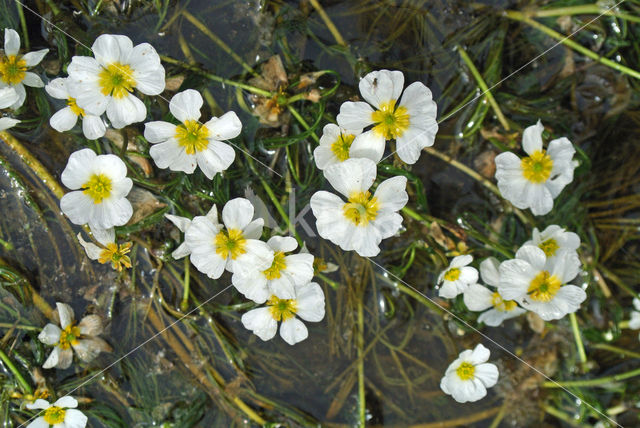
{"left": 570, "top": 313, "right": 587, "bottom": 364}
{"left": 457, "top": 46, "right": 510, "bottom": 130}
{"left": 503, "top": 10, "right": 640, "bottom": 81}
{"left": 180, "top": 257, "right": 190, "bottom": 312}
{"left": 543, "top": 366, "right": 640, "bottom": 388}
{"left": 592, "top": 343, "right": 640, "bottom": 359}
{"left": 530, "top": 4, "right": 640, "bottom": 24}
{"left": 308, "top": 0, "right": 347, "bottom": 46}
{"left": 356, "top": 289, "right": 366, "bottom": 427}
{"left": 0, "top": 348, "right": 32, "bottom": 394}
{"left": 409, "top": 406, "right": 501, "bottom": 427}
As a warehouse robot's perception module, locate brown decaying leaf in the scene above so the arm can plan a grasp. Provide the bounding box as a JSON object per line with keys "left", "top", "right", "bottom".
{"left": 105, "top": 129, "right": 153, "bottom": 176}
{"left": 127, "top": 188, "right": 167, "bottom": 225}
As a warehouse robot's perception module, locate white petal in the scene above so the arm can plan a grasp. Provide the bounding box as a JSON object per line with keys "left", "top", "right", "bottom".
{"left": 0, "top": 117, "right": 19, "bottom": 130}
{"left": 22, "top": 49, "right": 49, "bottom": 67}
{"left": 63, "top": 408, "right": 88, "bottom": 428}
{"left": 324, "top": 157, "right": 377, "bottom": 197}
{"left": 241, "top": 307, "right": 277, "bottom": 341}
{"left": 129, "top": 42, "right": 162, "bottom": 74}
{"left": 38, "top": 323, "right": 62, "bottom": 345}
{"left": 547, "top": 137, "right": 575, "bottom": 167}
{"left": 515, "top": 245, "right": 547, "bottom": 270}
{"left": 144, "top": 121, "right": 176, "bottom": 143}
{"left": 165, "top": 213, "right": 191, "bottom": 233}
{"left": 468, "top": 343, "right": 490, "bottom": 364}
{"left": 459, "top": 266, "right": 479, "bottom": 284}
{"left": 628, "top": 311, "right": 640, "bottom": 330}
{"left": 222, "top": 198, "right": 254, "bottom": 230}
{"left": 349, "top": 130, "right": 386, "bottom": 163}
{"left": 42, "top": 347, "right": 61, "bottom": 369}
{"left": 4, "top": 29, "right": 20, "bottom": 56}
{"left": 50, "top": 107, "right": 78, "bottom": 132}
{"left": 186, "top": 217, "right": 226, "bottom": 278}
{"left": 106, "top": 93, "right": 146, "bottom": 128}
{"left": 92, "top": 34, "right": 133, "bottom": 66}
{"left": 56, "top": 302, "right": 75, "bottom": 328}
{"left": 498, "top": 259, "right": 536, "bottom": 300}
{"left": 195, "top": 141, "right": 235, "bottom": 178}
{"left": 0, "top": 86, "right": 19, "bottom": 109}
{"left": 231, "top": 239, "right": 274, "bottom": 274}
{"left": 283, "top": 253, "right": 314, "bottom": 285}
{"left": 68, "top": 79, "right": 108, "bottom": 117}
{"left": 82, "top": 115, "right": 107, "bottom": 139}
{"left": 170, "top": 89, "right": 202, "bottom": 122}
{"left": 358, "top": 69, "right": 404, "bottom": 108}
{"left": 279, "top": 318, "right": 308, "bottom": 345}
{"left": 374, "top": 176, "right": 407, "bottom": 212}
{"left": 54, "top": 396, "right": 78, "bottom": 408}
{"left": 463, "top": 283, "right": 493, "bottom": 311}
{"left": 61, "top": 148, "right": 97, "bottom": 189}
{"left": 88, "top": 197, "right": 133, "bottom": 230}
{"left": 150, "top": 140, "right": 196, "bottom": 173}
{"left": 478, "top": 309, "right": 510, "bottom": 327}
{"left": 352, "top": 225, "right": 383, "bottom": 257}
{"left": 337, "top": 101, "right": 375, "bottom": 130}
{"left": 475, "top": 362, "right": 499, "bottom": 388}
{"left": 268, "top": 276, "right": 296, "bottom": 300}
{"left": 26, "top": 417, "right": 48, "bottom": 428}
{"left": 294, "top": 282, "right": 325, "bottom": 322}
{"left": 204, "top": 111, "right": 242, "bottom": 140}
{"left": 314, "top": 145, "right": 339, "bottom": 170}
{"left": 396, "top": 125, "right": 436, "bottom": 164}
{"left": 132, "top": 61, "right": 164, "bottom": 95}
{"left": 479, "top": 257, "right": 501, "bottom": 287}
{"left": 232, "top": 271, "right": 269, "bottom": 304}
{"left": 8, "top": 83, "right": 25, "bottom": 109}
{"left": 73, "top": 337, "right": 109, "bottom": 362}
{"left": 267, "top": 236, "right": 298, "bottom": 253}
{"left": 522, "top": 120, "right": 544, "bottom": 155}
{"left": 78, "top": 314, "right": 103, "bottom": 336}
{"left": 27, "top": 399, "right": 51, "bottom": 410}
{"left": 23, "top": 72, "right": 44, "bottom": 88}
{"left": 450, "top": 254, "right": 473, "bottom": 268}
{"left": 548, "top": 250, "right": 580, "bottom": 283}
{"left": 399, "top": 81, "right": 437, "bottom": 122}
{"left": 77, "top": 233, "right": 103, "bottom": 260}
{"left": 243, "top": 218, "right": 263, "bottom": 239}
{"left": 60, "top": 191, "right": 94, "bottom": 226}
{"left": 171, "top": 243, "right": 191, "bottom": 259}
{"left": 44, "top": 78, "right": 70, "bottom": 99}
{"left": 371, "top": 211, "right": 403, "bottom": 240}
{"left": 526, "top": 183, "right": 554, "bottom": 216}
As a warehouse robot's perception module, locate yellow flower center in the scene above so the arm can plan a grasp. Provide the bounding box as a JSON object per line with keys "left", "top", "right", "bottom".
{"left": 0, "top": 55, "right": 27, "bottom": 85}
{"left": 491, "top": 292, "right": 517, "bottom": 312}
{"left": 67, "top": 97, "right": 85, "bottom": 117}
{"left": 521, "top": 150, "right": 553, "bottom": 183}
{"left": 214, "top": 228, "right": 247, "bottom": 260}
{"left": 343, "top": 191, "right": 379, "bottom": 226}
{"left": 43, "top": 406, "right": 66, "bottom": 425}
{"left": 443, "top": 267, "right": 460, "bottom": 282}
{"left": 58, "top": 324, "right": 81, "bottom": 350}
{"left": 527, "top": 271, "right": 562, "bottom": 302}
{"left": 99, "top": 242, "right": 132, "bottom": 271}
{"left": 538, "top": 238, "right": 559, "bottom": 257}
{"left": 330, "top": 133, "right": 355, "bottom": 161}
{"left": 98, "top": 62, "right": 136, "bottom": 98}
{"left": 371, "top": 100, "right": 410, "bottom": 140}
{"left": 82, "top": 173, "right": 113, "bottom": 204}
{"left": 263, "top": 251, "right": 287, "bottom": 280}
{"left": 456, "top": 362, "right": 475, "bottom": 381}
{"left": 267, "top": 295, "right": 297, "bottom": 321}
{"left": 175, "top": 120, "right": 210, "bottom": 155}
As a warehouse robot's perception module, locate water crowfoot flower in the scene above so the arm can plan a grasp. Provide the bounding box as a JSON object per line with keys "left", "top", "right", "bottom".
{"left": 0, "top": 29, "right": 48, "bottom": 110}
{"left": 185, "top": 198, "right": 274, "bottom": 279}
{"left": 67, "top": 34, "right": 165, "bottom": 128}
{"left": 440, "top": 343, "right": 499, "bottom": 403}
{"left": 523, "top": 224, "right": 580, "bottom": 261}
{"left": 241, "top": 281, "right": 325, "bottom": 345}
{"left": 628, "top": 298, "right": 640, "bottom": 330}
{"left": 437, "top": 255, "right": 478, "bottom": 299}
{"left": 463, "top": 257, "right": 525, "bottom": 326}
{"left": 45, "top": 78, "right": 106, "bottom": 139}
{"left": 495, "top": 120, "right": 577, "bottom": 216}
{"left": 310, "top": 158, "right": 408, "bottom": 257}
{"left": 38, "top": 302, "right": 111, "bottom": 369}
{"left": 498, "top": 246, "right": 586, "bottom": 320}
{"left": 336, "top": 69, "right": 438, "bottom": 164}
{"left": 233, "top": 236, "right": 314, "bottom": 303}
{"left": 313, "top": 123, "right": 381, "bottom": 170}
{"left": 26, "top": 396, "right": 87, "bottom": 428}
{"left": 77, "top": 227, "right": 132, "bottom": 271}
{"left": 144, "top": 89, "right": 241, "bottom": 178}
{"left": 60, "top": 148, "right": 133, "bottom": 232}
{"left": 165, "top": 204, "right": 218, "bottom": 259}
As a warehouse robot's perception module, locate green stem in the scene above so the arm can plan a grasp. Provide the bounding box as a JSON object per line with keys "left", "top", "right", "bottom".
{"left": 0, "top": 348, "right": 32, "bottom": 394}
{"left": 288, "top": 105, "right": 320, "bottom": 143}
{"left": 457, "top": 45, "right": 510, "bottom": 130}
{"left": 570, "top": 313, "right": 587, "bottom": 364}
{"left": 597, "top": 264, "right": 639, "bottom": 300}
{"left": 180, "top": 257, "right": 190, "bottom": 312}
{"left": 356, "top": 292, "right": 366, "bottom": 427}
{"left": 503, "top": 10, "right": 640, "bottom": 81}
{"left": 15, "top": 0, "right": 29, "bottom": 50}
{"left": 0, "top": 323, "right": 39, "bottom": 330}
{"left": 542, "top": 405, "right": 587, "bottom": 427}
{"left": 308, "top": 0, "right": 347, "bottom": 46}
{"left": 396, "top": 283, "right": 444, "bottom": 315}
{"left": 531, "top": 5, "right": 640, "bottom": 24}
{"left": 316, "top": 272, "right": 339, "bottom": 290}
{"left": 44, "top": 0, "right": 61, "bottom": 15}
{"left": 543, "top": 367, "right": 640, "bottom": 388}
{"left": 591, "top": 343, "right": 640, "bottom": 359}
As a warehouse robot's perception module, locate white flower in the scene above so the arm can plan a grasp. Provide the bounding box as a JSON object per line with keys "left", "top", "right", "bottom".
{"left": 185, "top": 197, "right": 274, "bottom": 279}
{"left": 498, "top": 245, "right": 586, "bottom": 321}
{"left": 0, "top": 116, "right": 19, "bottom": 131}
{"left": 523, "top": 224, "right": 580, "bottom": 261}
{"left": 38, "top": 302, "right": 111, "bottom": 369}
{"left": 336, "top": 69, "right": 438, "bottom": 164}
{"left": 437, "top": 255, "right": 478, "bottom": 299}
{"left": 60, "top": 148, "right": 133, "bottom": 232}
{"left": 0, "top": 86, "right": 19, "bottom": 108}
{"left": 0, "top": 28, "right": 48, "bottom": 110}
{"left": 313, "top": 123, "right": 381, "bottom": 170}
{"left": 440, "top": 343, "right": 499, "bottom": 403}
{"left": 67, "top": 34, "right": 165, "bottom": 129}
{"left": 165, "top": 204, "right": 217, "bottom": 260}
{"left": 26, "top": 396, "right": 87, "bottom": 428}
{"left": 463, "top": 257, "right": 526, "bottom": 326}
{"left": 233, "top": 236, "right": 314, "bottom": 303}
{"left": 241, "top": 281, "right": 325, "bottom": 345}
{"left": 77, "top": 227, "right": 132, "bottom": 271}
{"left": 495, "top": 120, "right": 577, "bottom": 216}
{"left": 310, "top": 158, "right": 408, "bottom": 257}
{"left": 629, "top": 298, "right": 640, "bottom": 330}
{"left": 45, "top": 77, "right": 106, "bottom": 139}
{"left": 144, "top": 89, "right": 240, "bottom": 178}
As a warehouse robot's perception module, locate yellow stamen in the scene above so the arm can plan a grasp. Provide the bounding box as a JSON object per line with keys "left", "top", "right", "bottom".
{"left": 58, "top": 324, "right": 81, "bottom": 350}
{"left": 0, "top": 55, "right": 27, "bottom": 85}
{"left": 82, "top": 173, "right": 113, "bottom": 204}
{"left": 98, "top": 62, "right": 135, "bottom": 98}
{"left": 67, "top": 97, "right": 85, "bottom": 117}
{"left": 98, "top": 242, "right": 132, "bottom": 271}
{"left": 43, "top": 406, "right": 66, "bottom": 424}
{"left": 456, "top": 362, "right": 475, "bottom": 381}
{"left": 267, "top": 295, "right": 297, "bottom": 321}
{"left": 371, "top": 100, "right": 410, "bottom": 140}
{"left": 263, "top": 251, "right": 287, "bottom": 280}
{"left": 214, "top": 229, "right": 247, "bottom": 260}
{"left": 175, "top": 120, "right": 210, "bottom": 155}
{"left": 343, "top": 191, "right": 379, "bottom": 226}
{"left": 443, "top": 267, "right": 460, "bottom": 282}
{"left": 330, "top": 133, "right": 355, "bottom": 161}
{"left": 521, "top": 150, "right": 553, "bottom": 183}
{"left": 491, "top": 292, "right": 517, "bottom": 312}
{"left": 538, "top": 238, "right": 559, "bottom": 257}
{"left": 527, "top": 271, "right": 562, "bottom": 302}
